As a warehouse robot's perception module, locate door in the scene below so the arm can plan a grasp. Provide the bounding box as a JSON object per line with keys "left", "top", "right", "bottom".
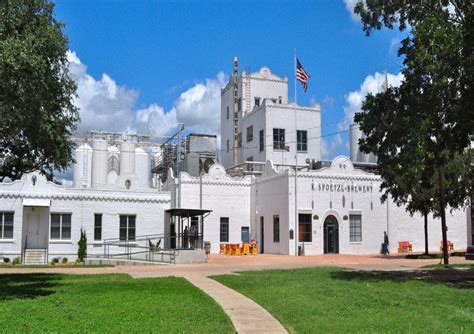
{"left": 241, "top": 226, "right": 250, "bottom": 243}
{"left": 260, "top": 217, "right": 264, "bottom": 253}
{"left": 26, "top": 214, "right": 41, "bottom": 249}
{"left": 323, "top": 215, "right": 339, "bottom": 254}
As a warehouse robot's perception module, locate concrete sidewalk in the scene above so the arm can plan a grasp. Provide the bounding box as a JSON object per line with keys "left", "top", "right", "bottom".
{"left": 186, "top": 274, "right": 287, "bottom": 333}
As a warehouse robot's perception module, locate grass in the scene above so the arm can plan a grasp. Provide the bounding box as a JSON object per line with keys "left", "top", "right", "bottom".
{"left": 213, "top": 267, "right": 474, "bottom": 333}
{"left": 421, "top": 263, "right": 474, "bottom": 269}
{"left": 0, "top": 274, "right": 233, "bottom": 333}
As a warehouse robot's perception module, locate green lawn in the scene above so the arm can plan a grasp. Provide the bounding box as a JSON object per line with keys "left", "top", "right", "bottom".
{"left": 213, "top": 267, "right": 474, "bottom": 333}
{"left": 0, "top": 274, "right": 233, "bottom": 333}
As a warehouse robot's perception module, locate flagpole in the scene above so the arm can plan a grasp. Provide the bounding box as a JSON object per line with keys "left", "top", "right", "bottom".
{"left": 294, "top": 48, "right": 298, "bottom": 257}
{"left": 294, "top": 49, "right": 297, "bottom": 105}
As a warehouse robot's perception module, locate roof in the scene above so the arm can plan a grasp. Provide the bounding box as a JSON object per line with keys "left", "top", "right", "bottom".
{"left": 166, "top": 208, "right": 212, "bottom": 217}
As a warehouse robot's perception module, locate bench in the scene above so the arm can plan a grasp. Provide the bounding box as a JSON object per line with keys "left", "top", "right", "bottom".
{"left": 398, "top": 241, "right": 413, "bottom": 253}
{"left": 440, "top": 240, "right": 454, "bottom": 252}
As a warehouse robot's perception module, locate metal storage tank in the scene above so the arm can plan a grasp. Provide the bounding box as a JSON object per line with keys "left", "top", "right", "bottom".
{"left": 73, "top": 143, "right": 92, "bottom": 188}
{"left": 107, "top": 145, "right": 120, "bottom": 185}
{"left": 92, "top": 139, "right": 108, "bottom": 187}
{"left": 120, "top": 141, "right": 136, "bottom": 176}
{"left": 349, "top": 123, "right": 362, "bottom": 162}
{"left": 135, "top": 147, "right": 150, "bottom": 188}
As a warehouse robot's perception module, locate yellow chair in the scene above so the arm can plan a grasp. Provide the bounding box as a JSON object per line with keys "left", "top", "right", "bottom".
{"left": 242, "top": 243, "right": 250, "bottom": 255}
{"left": 234, "top": 244, "right": 241, "bottom": 255}
{"left": 251, "top": 243, "right": 258, "bottom": 255}
{"left": 225, "top": 244, "right": 231, "bottom": 255}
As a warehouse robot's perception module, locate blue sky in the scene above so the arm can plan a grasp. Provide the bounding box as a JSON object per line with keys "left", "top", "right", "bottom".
{"left": 55, "top": 0, "right": 404, "bottom": 159}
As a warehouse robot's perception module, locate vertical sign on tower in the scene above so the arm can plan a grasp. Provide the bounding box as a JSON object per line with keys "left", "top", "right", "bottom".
{"left": 233, "top": 56, "right": 239, "bottom": 166}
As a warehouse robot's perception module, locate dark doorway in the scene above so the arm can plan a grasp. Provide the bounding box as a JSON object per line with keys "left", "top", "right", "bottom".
{"left": 241, "top": 226, "right": 250, "bottom": 243}
{"left": 260, "top": 216, "right": 264, "bottom": 253}
{"left": 323, "top": 215, "right": 339, "bottom": 254}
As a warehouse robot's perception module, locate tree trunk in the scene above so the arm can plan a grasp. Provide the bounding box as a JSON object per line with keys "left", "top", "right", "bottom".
{"left": 424, "top": 212, "right": 429, "bottom": 255}
{"left": 436, "top": 161, "right": 449, "bottom": 265}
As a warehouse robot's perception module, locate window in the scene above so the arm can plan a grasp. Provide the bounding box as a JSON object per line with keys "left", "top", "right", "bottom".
{"left": 246, "top": 125, "right": 253, "bottom": 142}
{"left": 94, "top": 214, "right": 102, "bottom": 241}
{"left": 50, "top": 213, "right": 71, "bottom": 240}
{"left": 226, "top": 139, "right": 229, "bottom": 153}
{"left": 273, "top": 215, "right": 280, "bottom": 243}
{"left": 349, "top": 215, "right": 362, "bottom": 242}
{"left": 220, "top": 217, "right": 229, "bottom": 242}
{"left": 238, "top": 98, "right": 242, "bottom": 112}
{"left": 238, "top": 132, "right": 242, "bottom": 148}
{"left": 259, "top": 129, "right": 264, "bottom": 152}
{"left": 298, "top": 213, "right": 312, "bottom": 242}
{"left": 254, "top": 97, "right": 260, "bottom": 107}
{"left": 0, "top": 212, "right": 13, "bottom": 239}
{"left": 297, "top": 130, "right": 308, "bottom": 152}
{"left": 120, "top": 215, "right": 136, "bottom": 241}
{"left": 241, "top": 226, "right": 250, "bottom": 243}
{"left": 226, "top": 106, "right": 229, "bottom": 120}
{"left": 273, "top": 128, "right": 285, "bottom": 150}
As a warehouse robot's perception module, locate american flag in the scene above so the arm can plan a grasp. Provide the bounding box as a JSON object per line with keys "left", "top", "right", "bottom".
{"left": 296, "top": 58, "right": 310, "bottom": 92}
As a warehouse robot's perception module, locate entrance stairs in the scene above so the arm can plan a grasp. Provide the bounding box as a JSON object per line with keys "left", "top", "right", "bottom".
{"left": 23, "top": 249, "right": 48, "bottom": 265}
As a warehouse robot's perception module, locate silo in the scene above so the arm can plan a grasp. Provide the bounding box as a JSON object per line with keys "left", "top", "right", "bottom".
{"left": 349, "top": 123, "right": 362, "bottom": 162}
{"left": 107, "top": 145, "right": 120, "bottom": 185}
{"left": 120, "top": 141, "right": 136, "bottom": 176}
{"left": 73, "top": 143, "right": 92, "bottom": 188}
{"left": 92, "top": 139, "right": 108, "bottom": 187}
{"left": 135, "top": 147, "right": 150, "bottom": 188}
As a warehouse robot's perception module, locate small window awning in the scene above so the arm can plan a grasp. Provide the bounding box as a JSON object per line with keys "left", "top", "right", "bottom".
{"left": 22, "top": 198, "right": 50, "bottom": 207}
{"left": 166, "top": 208, "right": 212, "bottom": 217}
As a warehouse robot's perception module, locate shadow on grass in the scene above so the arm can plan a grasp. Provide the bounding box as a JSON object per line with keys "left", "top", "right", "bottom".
{"left": 0, "top": 274, "right": 62, "bottom": 300}
{"left": 331, "top": 268, "right": 474, "bottom": 289}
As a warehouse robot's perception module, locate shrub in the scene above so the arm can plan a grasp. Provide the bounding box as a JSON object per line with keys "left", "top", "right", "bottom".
{"left": 77, "top": 228, "right": 87, "bottom": 262}
{"left": 12, "top": 256, "right": 21, "bottom": 265}
{"left": 51, "top": 257, "right": 59, "bottom": 265}
{"left": 3, "top": 257, "right": 10, "bottom": 263}
{"left": 62, "top": 257, "right": 68, "bottom": 264}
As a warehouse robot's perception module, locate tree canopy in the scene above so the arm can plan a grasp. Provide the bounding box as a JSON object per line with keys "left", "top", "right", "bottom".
{"left": 353, "top": 1, "right": 473, "bottom": 264}
{"left": 0, "top": 0, "right": 79, "bottom": 181}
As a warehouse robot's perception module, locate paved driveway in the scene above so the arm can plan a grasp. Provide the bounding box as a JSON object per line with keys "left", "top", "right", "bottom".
{"left": 0, "top": 254, "right": 469, "bottom": 277}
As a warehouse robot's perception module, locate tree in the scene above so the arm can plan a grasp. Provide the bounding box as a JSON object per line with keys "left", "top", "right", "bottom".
{"left": 353, "top": 1, "right": 473, "bottom": 264}
{"left": 0, "top": 0, "right": 79, "bottom": 181}
{"left": 77, "top": 228, "right": 87, "bottom": 262}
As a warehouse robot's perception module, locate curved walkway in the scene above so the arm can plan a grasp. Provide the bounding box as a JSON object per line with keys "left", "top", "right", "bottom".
{"left": 186, "top": 274, "right": 287, "bottom": 333}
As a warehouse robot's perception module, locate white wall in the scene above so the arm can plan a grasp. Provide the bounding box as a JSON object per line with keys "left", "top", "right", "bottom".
{"left": 256, "top": 157, "right": 470, "bottom": 255}
{"left": 171, "top": 164, "right": 252, "bottom": 253}
{"left": 0, "top": 172, "right": 170, "bottom": 261}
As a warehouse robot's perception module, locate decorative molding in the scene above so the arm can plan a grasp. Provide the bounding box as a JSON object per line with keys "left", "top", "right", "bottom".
{"left": 0, "top": 192, "right": 170, "bottom": 204}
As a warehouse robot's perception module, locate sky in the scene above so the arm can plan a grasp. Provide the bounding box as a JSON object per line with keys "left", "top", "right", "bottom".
{"left": 54, "top": 0, "right": 406, "bottom": 162}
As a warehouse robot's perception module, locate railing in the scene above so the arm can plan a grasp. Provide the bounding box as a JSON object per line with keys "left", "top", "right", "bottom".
{"left": 87, "top": 233, "right": 204, "bottom": 265}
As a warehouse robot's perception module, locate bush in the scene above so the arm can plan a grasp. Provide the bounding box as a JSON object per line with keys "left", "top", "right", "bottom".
{"left": 77, "top": 229, "right": 87, "bottom": 262}
{"left": 51, "top": 257, "right": 59, "bottom": 265}
{"left": 12, "top": 256, "right": 21, "bottom": 265}
{"left": 3, "top": 257, "right": 10, "bottom": 263}
{"left": 62, "top": 257, "right": 68, "bottom": 264}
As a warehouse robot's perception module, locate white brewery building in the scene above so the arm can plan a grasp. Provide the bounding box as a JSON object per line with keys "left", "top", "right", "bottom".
{"left": 0, "top": 60, "right": 472, "bottom": 264}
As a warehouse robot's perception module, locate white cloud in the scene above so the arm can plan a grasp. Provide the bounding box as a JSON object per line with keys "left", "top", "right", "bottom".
{"left": 343, "top": 71, "right": 404, "bottom": 123}
{"left": 344, "top": 0, "right": 360, "bottom": 21}
{"left": 173, "top": 72, "right": 226, "bottom": 135}
{"left": 66, "top": 51, "right": 225, "bottom": 138}
{"left": 322, "top": 70, "right": 404, "bottom": 160}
